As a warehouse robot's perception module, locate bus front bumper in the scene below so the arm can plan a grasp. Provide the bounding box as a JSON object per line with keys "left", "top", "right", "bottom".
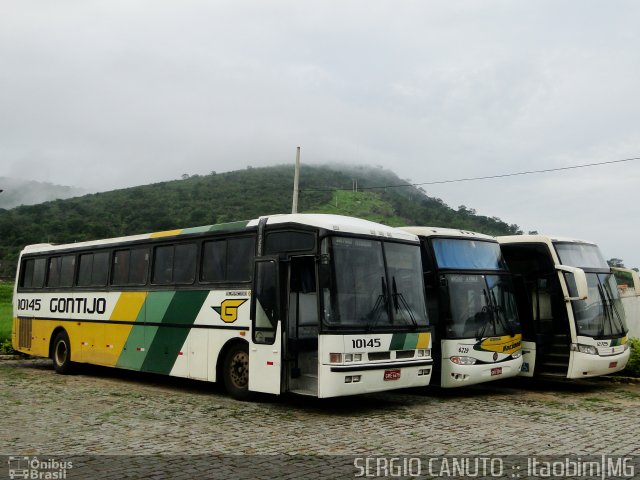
{"left": 441, "top": 356, "right": 523, "bottom": 388}
{"left": 568, "top": 349, "right": 630, "bottom": 378}
{"left": 317, "top": 360, "right": 433, "bottom": 398}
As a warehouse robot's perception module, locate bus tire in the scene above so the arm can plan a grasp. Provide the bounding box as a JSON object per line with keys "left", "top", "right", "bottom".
{"left": 52, "top": 331, "right": 74, "bottom": 374}
{"left": 222, "top": 342, "right": 254, "bottom": 401}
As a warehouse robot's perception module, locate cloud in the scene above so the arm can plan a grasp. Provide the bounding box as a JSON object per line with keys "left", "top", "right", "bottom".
{"left": 0, "top": 0, "right": 639, "bottom": 266}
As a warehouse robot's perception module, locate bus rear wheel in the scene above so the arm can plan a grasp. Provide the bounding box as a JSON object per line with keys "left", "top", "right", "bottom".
{"left": 52, "top": 331, "right": 74, "bottom": 374}
{"left": 223, "top": 343, "right": 254, "bottom": 401}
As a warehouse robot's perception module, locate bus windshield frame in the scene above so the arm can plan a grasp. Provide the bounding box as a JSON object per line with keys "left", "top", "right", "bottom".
{"left": 319, "top": 235, "right": 429, "bottom": 333}
{"left": 555, "top": 241, "right": 628, "bottom": 339}
{"left": 431, "top": 238, "right": 520, "bottom": 340}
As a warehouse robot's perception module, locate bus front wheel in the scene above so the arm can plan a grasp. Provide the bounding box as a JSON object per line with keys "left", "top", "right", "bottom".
{"left": 52, "top": 331, "right": 74, "bottom": 374}
{"left": 222, "top": 343, "right": 254, "bottom": 401}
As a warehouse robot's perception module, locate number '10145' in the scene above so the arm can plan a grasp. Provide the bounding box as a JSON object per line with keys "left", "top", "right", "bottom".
{"left": 351, "top": 338, "right": 382, "bottom": 349}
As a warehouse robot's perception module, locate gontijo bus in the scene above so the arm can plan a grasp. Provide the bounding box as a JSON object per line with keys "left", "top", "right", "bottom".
{"left": 400, "top": 227, "right": 522, "bottom": 387}
{"left": 13, "top": 214, "right": 433, "bottom": 399}
{"left": 498, "top": 234, "right": 635, "bottom": 378}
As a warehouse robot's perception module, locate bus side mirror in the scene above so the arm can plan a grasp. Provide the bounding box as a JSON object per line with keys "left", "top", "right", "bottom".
{"left": 556, "top": 265, "right": 588, "bottom": 301}
{"left": 610, "top": 267, "right": 640, "bottom": 296}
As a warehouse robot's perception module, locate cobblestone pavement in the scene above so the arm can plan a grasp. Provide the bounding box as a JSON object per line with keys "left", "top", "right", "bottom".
{"left": 1, "top": 358, "right": 639, "bottom": 478}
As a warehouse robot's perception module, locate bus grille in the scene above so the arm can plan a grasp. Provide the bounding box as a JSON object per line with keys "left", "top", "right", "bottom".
{"left": 18, "top": 318, "right": 32, "bottom": 349}
{"left": 368, "top": 352, "right": 391, "bottom": 361}
{"left": 395, "top": 350, "right": 415, "bottom": 359}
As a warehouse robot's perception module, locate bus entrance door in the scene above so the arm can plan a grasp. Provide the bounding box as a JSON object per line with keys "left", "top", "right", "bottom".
{"left": 287, "top": 256, "right": 320, "bottom": 396}
{"left": 249, "top": 258, "right": 282, "bottom": 395}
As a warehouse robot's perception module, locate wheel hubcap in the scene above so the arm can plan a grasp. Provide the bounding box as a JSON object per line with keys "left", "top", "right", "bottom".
{"left": 229, "top": 351, "right": 249, "bottom": 389}
{"left": 55, "top": 340, "right": 68, "bottom": 366}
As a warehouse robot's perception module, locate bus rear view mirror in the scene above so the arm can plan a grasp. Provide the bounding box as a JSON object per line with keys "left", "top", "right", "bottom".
{"left": 611, "top": 267, "right": 640, "bottom": 296}
{"left": 556, "top": 265, "right": 589, "bottom": 301}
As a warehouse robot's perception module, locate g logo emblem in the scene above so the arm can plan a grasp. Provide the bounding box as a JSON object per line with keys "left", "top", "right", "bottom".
{"left": 213, "top": 299, "right": 247, "bottom": 323}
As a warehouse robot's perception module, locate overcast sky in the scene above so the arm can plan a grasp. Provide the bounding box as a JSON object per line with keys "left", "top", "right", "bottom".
{"left": 1, "top": 1, "right": 639, "bottom": 268}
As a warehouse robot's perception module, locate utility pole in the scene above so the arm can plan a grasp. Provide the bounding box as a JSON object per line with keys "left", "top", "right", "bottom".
{"left": 291, "top": 146, "right": 301, "bottom": 214}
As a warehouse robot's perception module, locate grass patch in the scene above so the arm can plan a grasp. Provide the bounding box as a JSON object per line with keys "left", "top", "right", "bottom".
{"left": 308, "top": 190, "right": 407, "bottom": 226}
{"left": 0, "top": 282, "right": 14, "bottom": 354}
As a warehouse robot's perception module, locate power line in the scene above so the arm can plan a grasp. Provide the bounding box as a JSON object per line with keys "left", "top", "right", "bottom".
{"left": 301, "top": 156, "right": 640, "bottom": 193}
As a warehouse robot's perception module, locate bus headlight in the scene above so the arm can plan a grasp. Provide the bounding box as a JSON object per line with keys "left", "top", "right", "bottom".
{"left": 571, "top": 344, "right": 598, "bottom": 355}
{"left": 450, "top": 356, "right": 477, "bottom": 365}
{"left": 512, "top": 350, "right": 522, "bottom": 359}
{"left": 417, "top": 349, "right": 431, "bottom": 358}
{"left": 623, "top": 342, "right": 630, "bottom": 352}
{"left": 329, "top": 353, "right": 343, "bottom": 363}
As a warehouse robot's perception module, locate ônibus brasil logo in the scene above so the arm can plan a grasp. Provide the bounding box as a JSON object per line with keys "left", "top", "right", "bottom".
{"left": 212, "top": 299, "right": 247, "bottom": 323}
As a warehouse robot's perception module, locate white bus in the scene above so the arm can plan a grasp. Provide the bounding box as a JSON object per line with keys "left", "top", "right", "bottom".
{"left": 400, "top": 227, "right": 523, "bottom": 388}
{"left": 497, "top": 235, "right": 636, "bottom": 378}
{"left": 12, "top": 214, "right": 433, "bottom": 399}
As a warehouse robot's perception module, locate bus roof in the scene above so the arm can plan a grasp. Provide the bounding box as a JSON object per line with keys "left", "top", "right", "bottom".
{"left": 496, "top": 234, "right": 597, "bottom": 246}
{"left": 20, "top": 213, "right": 417, "bottom": 254}
{"left": 400, "top": 226, "right": 496, "bottom": 242}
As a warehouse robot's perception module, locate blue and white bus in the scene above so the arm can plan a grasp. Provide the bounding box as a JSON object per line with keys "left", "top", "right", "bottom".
{"left": 401, "top": 227, "right": 522, "bottom": 388}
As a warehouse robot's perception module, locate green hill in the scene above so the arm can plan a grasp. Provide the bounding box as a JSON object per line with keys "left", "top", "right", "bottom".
{"left": 0, "top": 164, "right": 520, "bottom": 278}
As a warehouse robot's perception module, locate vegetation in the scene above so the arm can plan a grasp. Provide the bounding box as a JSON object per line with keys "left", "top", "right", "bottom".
{"left": 0, "top": 164, "right": 520, "bottom": 278}
{"left": 625, "top": 338, "right": 640, "bottom": 377}
{"left": 0, "top": 282, "right": 14, "bottom": 354}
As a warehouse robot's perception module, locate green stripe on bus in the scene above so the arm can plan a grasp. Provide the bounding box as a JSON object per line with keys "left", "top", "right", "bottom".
{"left": 206, "top": 220, "right": 250, "bottom": 232}
{"left": 389, "top": 333, "right": 406, "bottom": 351}
{"left": 141, "top": 290, "right": 210, "bottom": 374}
{"left": 402, "top": 333, "right": 419, "bottom": 350}
{"left": 116, "top": 303, "right": 147, "bottom": 370}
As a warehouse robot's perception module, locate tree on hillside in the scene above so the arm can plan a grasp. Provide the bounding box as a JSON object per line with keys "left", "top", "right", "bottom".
{"left": 607, "top": 258, "right": 625, "bottom": 268}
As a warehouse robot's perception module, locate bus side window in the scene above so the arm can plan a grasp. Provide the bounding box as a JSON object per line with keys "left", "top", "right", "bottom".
{"left": 20, "top": 257, "right": 46, "bottom": 289}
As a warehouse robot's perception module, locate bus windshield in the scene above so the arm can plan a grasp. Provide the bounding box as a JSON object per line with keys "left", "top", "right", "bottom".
{"left": 571, "top": 272, "right": 628, "bottom": 338}
{"left": 320, "top": 237, "right": 429, "bottom": 331}
{"left": 555, "top": 242, "right": 609, "bottom": 269}
{"left": 444, "top": 274, "right": 520, "bottom": 339}
{"left": 432, "top": 239, "right": 506, "bottom": 270}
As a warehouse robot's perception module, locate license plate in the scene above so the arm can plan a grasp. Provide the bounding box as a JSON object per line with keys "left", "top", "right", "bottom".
{"left": 609, "top": 362, "right": 617, "bottom": 369}
{"left": 384, "top": 369, "right": 401, "bottom": 381}
{"left": 491, "top": 367, "right": 502, "bottom": 376}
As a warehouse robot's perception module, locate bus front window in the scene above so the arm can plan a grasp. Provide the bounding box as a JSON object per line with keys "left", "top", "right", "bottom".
{"left": 320, "top": 237, "right": 428, "bottom": 330}
{"left": 445, "top": 274, "right": 520, "bottom": 339}
{"left": 572, "top": 273, "right": 628, "bottom": 338}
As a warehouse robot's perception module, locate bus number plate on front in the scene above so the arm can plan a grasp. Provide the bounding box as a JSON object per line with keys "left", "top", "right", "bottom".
{"left": 384, "top": 369, "right": 401, "bottom": 381}
{"left": 491, "top": 367, "right": 502, "bottom": 376}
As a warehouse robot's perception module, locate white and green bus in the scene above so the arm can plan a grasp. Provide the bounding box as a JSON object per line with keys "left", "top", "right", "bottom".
{"left": 498, "top": 235, "right": 636, "bottom": 378}
{"left": 12, "top": 214, "right": 433, "bottom": 399}
{"left": 400, "top": 227, "right": 522, "bottom": 387}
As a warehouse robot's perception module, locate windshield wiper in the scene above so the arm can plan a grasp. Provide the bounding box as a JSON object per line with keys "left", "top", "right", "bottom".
{"left": 391, "top": 276, "right": 418, "bottom": 329}
{"left": 366, "top": 276, "right": 389, "bottom": 331}
{"left": 490, "top": 288, "right": 515, "bottom": 336}
{"left": 600, "top": 281, "right": 626, "bottom": 335}
{"left": 596, "top": 283, "right": 612, "bottom": 337}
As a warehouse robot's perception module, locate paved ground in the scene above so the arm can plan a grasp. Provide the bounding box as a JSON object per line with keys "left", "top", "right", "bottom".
{"left": 1, "top": 358, "right": 639, "bottom": 478}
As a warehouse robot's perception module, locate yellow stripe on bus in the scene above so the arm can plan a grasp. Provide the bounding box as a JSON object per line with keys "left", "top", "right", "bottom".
{"left": 416, "top": 332, "right": 431, "bottom": 349}
{"left": 92, "top": 292, "right": 149, "bottom": 366}
{"left": 110, "top": 292, "right": 148, "bottom": 321}
{"left": 149, "top": 229, "right": 183, "bottom": 238}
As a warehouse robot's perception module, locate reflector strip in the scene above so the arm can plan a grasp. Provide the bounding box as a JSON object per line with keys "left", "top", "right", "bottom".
{"left": 136, "top": 347, "right": 145, "bottom": 351}
{"left": 267, "top": 361, "right": 274, "bottom": 365}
